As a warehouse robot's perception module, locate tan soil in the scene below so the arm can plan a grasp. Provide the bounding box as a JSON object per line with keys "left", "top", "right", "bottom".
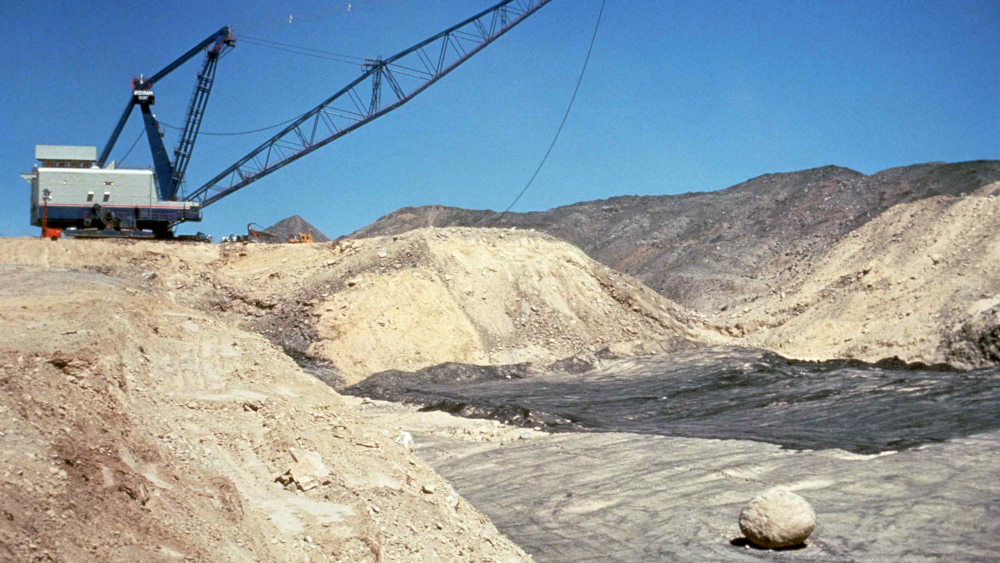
{"left": 1, "top": 184, "right": 997, "bottom": 560}
{"left": 207, "top": 228, "right": 719, "bottom": 384}
{"left": 723, "top": 182, "right": 1000, "bottom": 366}
{"left": 0, "top": 228, "right": 721, "bottom": 562}
{"left": 0, "top": 267, "right": 529, "bottom": 562}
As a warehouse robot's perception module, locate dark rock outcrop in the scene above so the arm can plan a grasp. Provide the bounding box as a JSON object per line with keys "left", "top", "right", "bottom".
{"left": 266, "top": 215, "right": 331, "bottom": 243}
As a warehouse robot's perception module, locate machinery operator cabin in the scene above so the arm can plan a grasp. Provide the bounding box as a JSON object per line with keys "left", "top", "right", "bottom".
{"left": 23, "top": 144, "right": 201, "bottom": 234}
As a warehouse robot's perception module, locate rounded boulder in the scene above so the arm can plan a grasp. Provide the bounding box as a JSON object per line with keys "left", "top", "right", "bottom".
{"left": 739, "top": 488, "right": 816, "bottom": 548}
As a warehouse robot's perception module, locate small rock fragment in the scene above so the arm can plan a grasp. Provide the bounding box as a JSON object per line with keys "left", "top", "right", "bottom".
{"left": 287, "top": 449, "right": 332, "bottom": 491}
{"left": 395, "top": 431, "right": 414, "bottom": 450}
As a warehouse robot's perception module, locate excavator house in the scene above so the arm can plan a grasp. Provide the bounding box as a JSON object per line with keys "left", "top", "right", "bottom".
{"left": 22, "top": 0, "right": 553, "bottom": 239}
{"left": 24, "top": 145, "right": 203, "bottom": 235}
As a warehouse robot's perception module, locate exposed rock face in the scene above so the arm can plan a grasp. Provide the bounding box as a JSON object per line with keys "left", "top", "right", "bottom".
{"left": 287, "top": 448, "right": 332, "bottom": 491}
{"left": 351, "top": 161, "right": 1000, "bottom": 313}
{"left": 942, "top": 305, "right": 1000, "bottom": 369}
{"left": 739, "top": 489, "right": 817, "bottom": 548}
{"left": 351, "top": 162, "right": 1000, "bottom": 367}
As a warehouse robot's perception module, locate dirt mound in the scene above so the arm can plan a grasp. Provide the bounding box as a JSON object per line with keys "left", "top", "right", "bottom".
{"left": 265, "top": 215, "right": 331, "bottom": 243}
{"left": 0, "top": 232, "right": 720, "bottom": 386}
{"left": 0, "top": 264, "right": 529, "bottom": 562}
{"left": 352, "top": 160, "right": 1000, "bottom": 313}
{"left": 729, "top": 181, "right": 1000, "bottom": 367}
{"left": 208, "top": 228, "right": 719, "bottom": 385}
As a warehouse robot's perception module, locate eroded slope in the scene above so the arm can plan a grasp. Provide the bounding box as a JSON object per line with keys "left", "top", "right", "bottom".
{"left": 0, "top": 265, "right": 529, "bottom": 562}
{"left": 353, "top": 161, "right": 1000, "bottom": 313}
{"left": 731, "top": 182, "right": 1000, "bottom": 366}
{"left": 208, "top": 228, "right": 720, "bottom": 385}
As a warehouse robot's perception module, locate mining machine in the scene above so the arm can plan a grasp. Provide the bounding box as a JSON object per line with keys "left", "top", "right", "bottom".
{"left": 22, "top": 0, "right": 554, "bottom": 239}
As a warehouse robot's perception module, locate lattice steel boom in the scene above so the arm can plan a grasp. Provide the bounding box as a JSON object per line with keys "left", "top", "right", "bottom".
{"left": 184, "top": 0, "right": 553, "bottom": 208}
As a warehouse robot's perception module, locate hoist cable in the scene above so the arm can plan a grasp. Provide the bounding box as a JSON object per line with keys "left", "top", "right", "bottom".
{"left": 239, "top": 34, "right": 365, "bottom": 62}
{"left": 486, "top": 0, "right": 606, "bottom": 226}
{"left": 158, "top": 113, "right": 308, "bottom": 137}
{"left": 118, "top": 129, "right": 145, "bottom": 165}
{"left": 239, "top": 38, "right": 362, "bottom": 66}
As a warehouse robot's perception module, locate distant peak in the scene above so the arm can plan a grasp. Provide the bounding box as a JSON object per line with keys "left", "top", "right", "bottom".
{"left": 265, "top": 215, "right": 331, "bottom": 242}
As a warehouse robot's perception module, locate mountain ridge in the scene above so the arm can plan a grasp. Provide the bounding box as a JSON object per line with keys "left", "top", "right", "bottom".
{"left": 351, "top": 160, "right": 1000, "bottom": 311}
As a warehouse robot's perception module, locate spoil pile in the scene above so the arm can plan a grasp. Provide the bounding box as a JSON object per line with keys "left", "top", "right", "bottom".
{"left": 732, "top": 181, "right": 1000, "bottom": 367}
{"left": 353, "top": 160, "right": 1000, "bottom": 315}
{"left": 0, "top": 261, "right": 529, "bottom": 562}
{"left": 209, "top": 227, "right": 720, "bottom": 385}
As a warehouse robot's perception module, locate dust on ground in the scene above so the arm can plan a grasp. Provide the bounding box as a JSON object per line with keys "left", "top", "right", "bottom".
{"left": 0, "top": 227, "right": 723, "bottom": 562}
{"left": 1, "top": 178, "right": 998, "bottom": 561}
{"left": 0, "top": 266, "right": 529, "bottom": 562}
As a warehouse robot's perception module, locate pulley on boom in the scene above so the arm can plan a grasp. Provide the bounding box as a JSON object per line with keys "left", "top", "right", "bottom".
{"left": 22, "top": 0, "right": 553, "bottom": 238}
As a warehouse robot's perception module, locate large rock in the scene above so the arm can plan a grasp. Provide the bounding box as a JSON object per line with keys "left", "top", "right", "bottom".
{"left": 287, "top": 448, "right": 332, "bottom": 491}
{"left": 739, "top": 488, "right": 816, "bottom": 548}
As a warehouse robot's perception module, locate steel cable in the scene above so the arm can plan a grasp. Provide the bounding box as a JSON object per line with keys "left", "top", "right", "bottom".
{"left": 117, "top": 129, "right": 145, "bottom": 165}
{"left": 486, "top": 0, "right": 607, "bottom": 226}
{"left": 158, "top": 113, "right": 308, "bottom": 137}
{"left": 239, "top": 37, "right": 363, "bottom": 66}
{"left": 239, "top": 34, "right": 365, "bottom": 63}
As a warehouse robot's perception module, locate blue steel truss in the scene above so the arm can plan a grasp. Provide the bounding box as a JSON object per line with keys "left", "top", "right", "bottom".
{"left": 184, "top": 0, "right": 553, "bottom": 209}
{"left": 98, "top": 26, "right": 234, "bottom": 168}
{"left": 171, "top": 45, "right": 228, "bottom": 193}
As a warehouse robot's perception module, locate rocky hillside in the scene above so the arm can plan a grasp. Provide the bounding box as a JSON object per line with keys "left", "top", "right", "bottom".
{"left": 352, "top": 161, "right": 1000, "bottom": 313}
{"left": 265, "top": 215, "right": 331, "bottom": 243}
{"left": 0, "top": 260, "right": 529, "bottom": 563}
{"left": 732, "top": 180, "right": 1000, "bottom": 368}
{"left": 207, "top": 228, "right": 719, "bottom": 385}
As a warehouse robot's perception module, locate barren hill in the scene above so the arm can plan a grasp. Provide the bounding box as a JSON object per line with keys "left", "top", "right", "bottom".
{"left": 0, "top": 228, "right": 723, "bottom": 560}
{"left": 1, "top": 176, "right": 996, "bottom": 559}
{"left": 207, "top": 228, "right": 719, "bottom": 385}
{"left": 0, "top": 228, "right": 720, "bottom": 387}
{"left": 731, "top": 181, "right": 1000, "bottom": 368}
{"left": 0, "top": 261, "right": 529, "bottom": 562}
{"left": 352, "top": 160, "right": 1000, "bottom": 313}
{"left": 265, "top": 215, "right": 331, "bottom": 243}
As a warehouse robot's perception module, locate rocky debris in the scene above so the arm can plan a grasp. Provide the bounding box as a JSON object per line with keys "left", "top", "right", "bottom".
{"left": 331, "top": 238, "right": 360, "bottom": 255}
{"left": 281, "top": 448, "right": 332, "bottom": 491}
{"left": 941, "top": 305, "right": 1000, "bottom": 368}
{"left": 742, "top": 179, "right": 1000, "bottom": 366}
{"left": 739, "top": 489, "right": 816, "bottom": 548}
{"left": 0, "top": 266, "right": 533, "bottom": 563}
{"left": 223, "top": 227, "right": 716, "bottom": 385}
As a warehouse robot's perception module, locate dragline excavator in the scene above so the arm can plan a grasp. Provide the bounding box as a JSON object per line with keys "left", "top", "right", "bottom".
{"left": 22, "top": 0, "right": 554, "bottom": 239}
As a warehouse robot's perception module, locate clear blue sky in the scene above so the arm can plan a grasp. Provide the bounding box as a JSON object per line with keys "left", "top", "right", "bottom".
{"left": 2, "top": 0, "right": 997, "bottom": 238}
